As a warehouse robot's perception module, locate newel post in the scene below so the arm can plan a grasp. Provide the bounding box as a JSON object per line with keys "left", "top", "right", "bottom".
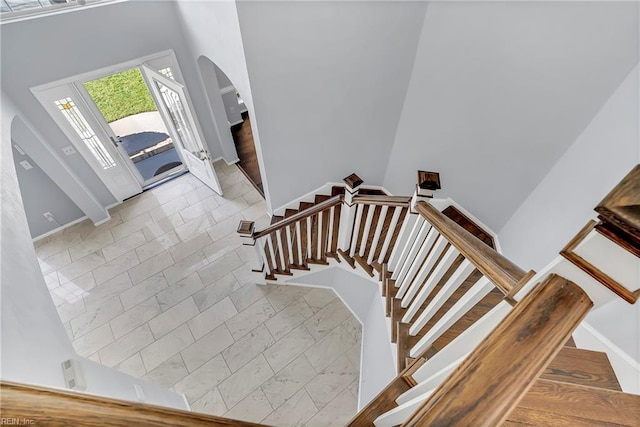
{"left": 337, "top": 173, "right": 363, "bottom": 251}
{"left": 411, "top": 170, "right": 441, "bottom": 210}
{"left": 237, "top": 220, "right": 264, "bottom": 272}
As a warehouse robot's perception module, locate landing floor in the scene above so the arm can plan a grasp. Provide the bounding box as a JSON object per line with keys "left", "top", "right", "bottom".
{"left": 35, "top": 161, "right": 360, "bottom": 425}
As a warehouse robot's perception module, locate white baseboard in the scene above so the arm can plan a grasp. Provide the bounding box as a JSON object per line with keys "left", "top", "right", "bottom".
{"left": 211, "top": 156, "right": 240, "bottom": 166}
{"left": 93, "top": 214, "right": 112, "bottom": 226}
{"left": 573, "top": 322, "right": 640, "bottom": 394}
{"left": 32, "top": 215, "right": 88, "bottom": 242}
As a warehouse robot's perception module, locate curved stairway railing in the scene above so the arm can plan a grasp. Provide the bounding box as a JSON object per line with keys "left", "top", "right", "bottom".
{"left": 238, "top": 172, "right": 639, "bottom": 427}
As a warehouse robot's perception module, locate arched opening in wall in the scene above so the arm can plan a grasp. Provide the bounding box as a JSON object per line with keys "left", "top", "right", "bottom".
{"left": 196, "top": 56, "right": 264, "bottom": 197}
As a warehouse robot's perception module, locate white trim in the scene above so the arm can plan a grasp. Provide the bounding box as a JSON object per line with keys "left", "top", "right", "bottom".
{"left": 272, "top": 181, "right": 392, "bottom": 216}
{"left": 573, "top": 322, "right": 640, "bottom": 394}
{"left": 31, "top": 50, "right": 178, "bottom": 92}
{"left": 220, "top": 85, "right": 236, "bottom": 95}
{"left": 211, "top": 156, "right": 240, "bottom": 166}
{"left": 93, "top": 214, "right": 112, "bottom": 227}
{"left": 428, "top": 197, "right": 502, "bottom": 253}
{"left": 229, "top": 119, "right": 244, "bottom": 126}
{"left": 32, "top": 215, "right": 87, "bottom": 242}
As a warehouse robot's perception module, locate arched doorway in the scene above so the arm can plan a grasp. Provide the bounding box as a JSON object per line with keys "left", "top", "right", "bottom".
{"left": 196, "top": 56, "right": 264, "bottom": 197}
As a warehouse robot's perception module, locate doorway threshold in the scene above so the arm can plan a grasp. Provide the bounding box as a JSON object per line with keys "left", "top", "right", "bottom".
{"left": 142, "top": 167, "right": 188, "bottom": 191}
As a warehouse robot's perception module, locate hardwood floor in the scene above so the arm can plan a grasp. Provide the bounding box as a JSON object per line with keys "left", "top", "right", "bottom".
{"left": 232, "top": 113, "right": 264, "bottom": 196}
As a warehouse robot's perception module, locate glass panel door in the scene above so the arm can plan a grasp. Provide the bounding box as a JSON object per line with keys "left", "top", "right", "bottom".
{"left": 141, "top": 65, "right": 222, "bottom": 194}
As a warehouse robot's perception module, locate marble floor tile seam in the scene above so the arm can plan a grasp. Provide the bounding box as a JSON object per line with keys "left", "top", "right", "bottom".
{"left": 42, "top": 166, "right": 360, "bottom": 423}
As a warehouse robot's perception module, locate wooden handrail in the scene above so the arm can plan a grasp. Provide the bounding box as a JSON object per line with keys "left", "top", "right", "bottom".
{"left": 402, "top": 274, "right": 593, "bottom": 426}
{"left": 352, "top": 194, "right": 412, "bottom": 207}
{"left": 253, "top": 194, "right": 343, "bottom": 239}
{"left": 416, "top": 201, "right": 526, "bottom": 294}
{"left": 0, "top": 381, "right": 266, "bottom": 426}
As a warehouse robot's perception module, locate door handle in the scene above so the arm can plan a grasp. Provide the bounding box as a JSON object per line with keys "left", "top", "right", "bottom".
{"left": 109, "top": 136, "right": 120, "bottom": 148}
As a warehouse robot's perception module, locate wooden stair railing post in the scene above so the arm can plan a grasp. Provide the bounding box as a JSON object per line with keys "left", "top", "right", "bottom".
{"left": 237, "top": 220, "right": 264, "bottom": 272}
{"left": 402, "top": 274, "right": 593, "bottom": 426}
{"left": 337, "top": 173, "right": 363, "bottom": 251}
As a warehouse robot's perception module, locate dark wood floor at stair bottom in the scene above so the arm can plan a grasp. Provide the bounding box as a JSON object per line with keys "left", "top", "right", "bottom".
{"left": 231, "top": 113, "right": 264, "bottom": 196}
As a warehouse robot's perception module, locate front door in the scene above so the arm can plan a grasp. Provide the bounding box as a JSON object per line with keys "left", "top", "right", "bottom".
{"left": 141, "top": 65, "right": 223, "bottom": 194}
{"left": 32, "top": 84, "right": 142, "bottom": 203}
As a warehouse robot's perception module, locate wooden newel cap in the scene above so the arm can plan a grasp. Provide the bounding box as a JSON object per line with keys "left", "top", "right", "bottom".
{"left": 343, "top": 173, "right": 363, "bottom": 189}
{"left": 237, "top": 220, "right": 255, "bottom": 236}
{"left": 418, "top": 170, "right": 441, "bottom": 190}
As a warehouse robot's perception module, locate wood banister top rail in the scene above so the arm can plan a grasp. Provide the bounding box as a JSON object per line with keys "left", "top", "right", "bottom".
{"left": 252, "top": 194, "right": 343, "bottom": 239}
{"left": 416, "top": 201, "right": 526, "bottom": 294}
{"left": 0, "top": 381, "right": 266, "bottom": 426}
{"left": 352, "top": 194, "right": 412, "bottom": 207}
{"left": 403, "top": 274, "right": 593, "bottom": 426}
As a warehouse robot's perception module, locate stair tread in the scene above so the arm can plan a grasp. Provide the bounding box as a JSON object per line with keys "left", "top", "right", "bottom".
{"left": 331, "top": 186, "right": 346, "bottom": 196}
{"left": 541, "top": 347, "right": 622, "bottom": 391}
{"left": 314, "top": 194, "right": 331, "bottom": 204}
{"left": 508, "top": 379, "right": 640, "bottom": 426}
{"left": 270, "top": 215, "right": 284, "bottom": 225}
{"left": 284, "top": 208, "right": 298, "bottom": 218}
{"left": 298, "top": 201, "right": 314, "bottom": 211}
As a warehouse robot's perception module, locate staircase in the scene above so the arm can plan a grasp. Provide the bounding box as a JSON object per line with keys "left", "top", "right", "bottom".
{"left": 236, "top": 172, "right": 640, "bottom": 426}
{"left": 4, "top": 172, "right": 638, "bottom": 425}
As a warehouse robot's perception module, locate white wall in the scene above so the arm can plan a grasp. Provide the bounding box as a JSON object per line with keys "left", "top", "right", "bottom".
{"left": 384, "top": 1, "right": 639, "bottom": 231}
{"left": 12, "top": 144, "right": 84, "bottom": 238}
{"left": 286, "top": 267, "right": 396, "bottom": 408}
{"left": 1, "top": 97, "right": 186, "bottom": 409}
{"left": 197, "top": 56, "right": 239, "bottom": 163}
{"left": 234, "top": 0, "right": 428, "bottom": 211}
{"left": 1, "top": 1, "right": 225, "bottom": 213}
{"left": 174, "top": 0, "right": 271, "bottom": 205}
{"left": 498, "top": 65, "right": 640, "bottom": 362}
{"left": 498, "top": 65, "right": 639, "bottom": 272}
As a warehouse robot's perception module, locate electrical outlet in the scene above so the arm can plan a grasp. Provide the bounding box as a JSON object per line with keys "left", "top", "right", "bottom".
{"left": 19, "top": 160, "right": 33, "bottom": 170}
{"left": 134, "top": 384, "right": 145, "bottom": 402}
{"left": 43, "top": 212, "right": 55, "bottom": 222}
{"left": 62, "top": 146, "right": 76, "bottom": 156}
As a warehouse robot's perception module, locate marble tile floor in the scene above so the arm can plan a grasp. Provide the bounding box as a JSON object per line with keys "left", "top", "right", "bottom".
{"left": 35, "top": 160, "right": 361, "bottom": 426}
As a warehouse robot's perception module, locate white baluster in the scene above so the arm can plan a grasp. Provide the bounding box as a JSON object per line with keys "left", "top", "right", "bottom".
{"left": 327, "top": 206, "right": 335, "bottom": 253}
{"left": 306, "top": 216, "right": 312, "bottom": 259}
{"left": 410, "top": 300, "right": 511, "bottom": 359}
{"left": 389, "top": 214, "right": 421, "bottom": 278}
{"left": 349, "top": 203, "right": 365, "bottom": 257}
{"left": 410, "top": 276, "right": 494, "bottom": 353}
{"left": 285, "top": 225, "right": 295, "bottom": 266}
{"left": 296, "top": 221, "right": 303, "bottom": 264}
{"left": 387, "top": 210, "right": 418, "bottom": 272}
{"left": 409, "top": 259, "right": 476, "bottom": 336}
{"left": 394, "top": 221, "right": 432, "bottom": 293}
{"left": 266, "top": 234, "right": 278, "bottom": 272}
{"left": 367, "top": 205, "right": 388, "bottom": 264}
{"left": 358, "top": 205, "right": 376, "bottom": 257}
{"left": 256, "top": 236, "right": 271, "bottom": 276}
{"left": 399, "top": 235, "right": 446, "bottom": 303}
{"left": 317, "top": 211, "right": 323, "bottom": 257}
{"left": 377, "top": 206, "right": 402, "bottom": 265}
{"left": 276, "top": 230, "right": 286, "bottom": 271}
{"left": 402, "top": 246, "right": 459, "bottom": 323}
